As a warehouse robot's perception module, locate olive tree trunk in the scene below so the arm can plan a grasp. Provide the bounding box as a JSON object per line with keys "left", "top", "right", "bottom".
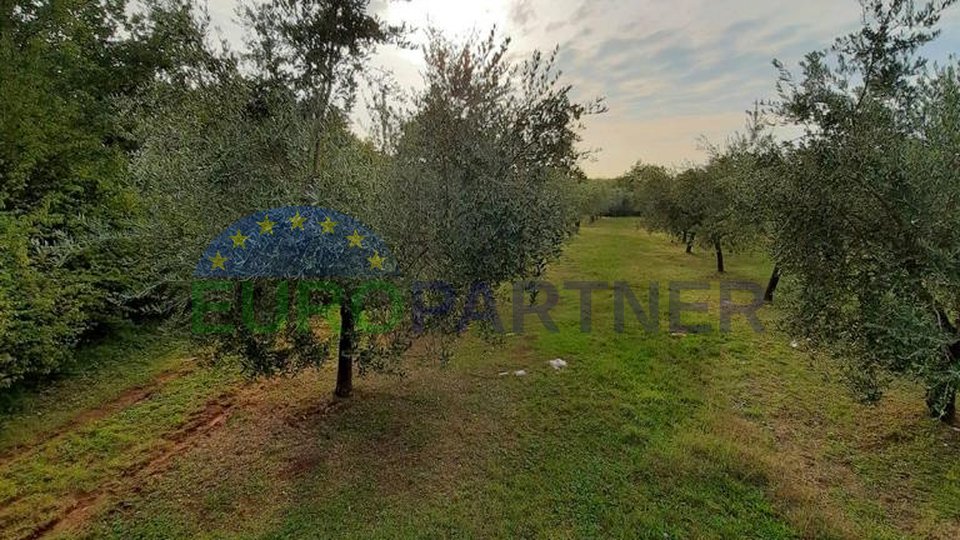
{"left": 714, "top": 240, "right": 724, "bottom": 273}
{"left": 943, "top": 388, "right": 956, "bottom": 424}
{"left": 764, "top": 265, "right": 782, "bottom": 302}
{"left": 335, "top": 297, "right": 356, "bottom": 398}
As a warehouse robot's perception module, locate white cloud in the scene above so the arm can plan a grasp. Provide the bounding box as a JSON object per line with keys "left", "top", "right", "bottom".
{"left": 204, "top": 0, "right": 960, "bottom": 177}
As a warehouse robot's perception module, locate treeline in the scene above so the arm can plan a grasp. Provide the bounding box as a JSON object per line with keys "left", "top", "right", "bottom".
{"left": 594, "top": 0, "right": 960, "bottom": 422}
{"left": 587, "top": 120, "right": 774, "bottom": 277}
{"left": 581, "top": 118, "right": 783, "bottom": 278}
{"left": 0, "top": 0, "right": 600, "bottom": 396}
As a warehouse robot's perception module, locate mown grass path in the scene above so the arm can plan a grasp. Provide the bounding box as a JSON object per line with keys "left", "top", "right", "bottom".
{"left": 2, "top": 218, "right": 958, "bottom": 539}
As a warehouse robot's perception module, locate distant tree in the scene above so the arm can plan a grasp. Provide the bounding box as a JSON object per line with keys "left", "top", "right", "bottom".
{"left": 671, "top": 169, "right": 710, "bottom": 255}
{"left": 700, "top": 106, "right": 782, "bottom": 281}
{"left": 241, "top": 0, "right": 405, "bottom": 177}
{"left": 765, "top": 0, "right": 960, "bottom": 420}
{"left": 576, "top": 180, "right": 619, "bottom": 223}
{"left": 669, "top": 161, "right": 758, "bottom": 274}
{"left": 636, "top": 167, "right": 702, "bottom": 252}
{"left": 635, "top": 130, "right": 765, "bottom": 273}
{"left": 615, "top": 162, "right": 672, "bottom": 217}
{"left": 691, "top": 165, "right": 733, "bottom": 273}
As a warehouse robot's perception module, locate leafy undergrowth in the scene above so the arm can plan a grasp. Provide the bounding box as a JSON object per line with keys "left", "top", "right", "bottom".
{"left": 2, "top": 218, "right": 958, "bottom": 539}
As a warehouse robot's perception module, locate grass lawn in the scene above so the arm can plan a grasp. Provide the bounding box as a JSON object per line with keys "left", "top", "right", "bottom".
{"left": 2, "top": 217, "right": 958, "bottom": 539}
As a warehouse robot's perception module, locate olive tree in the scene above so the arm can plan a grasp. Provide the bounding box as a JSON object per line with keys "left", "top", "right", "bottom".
{"left": 129, "top": 69, "right": 401, "bottom": 394}
{"left": 615, "top": 162, "right": 671, "bottom": 218}
{"left": 696, "top": 111, "right": 780, "bottom": 277}
{"left": 377, "top": 29, "right": 603, "bottom": 332}
{"left": 576, "top": 179, "right": 619, "bottom": 223}
{"left": 133, "top": 23, "right": 601, "bottom": 398}
{"left": 637, "top": 168, "right": 702, "bottom": 253}
{"left": 720, "top": 110, "right": 785, "bottom": 300}
{"left": 128, "top": 0, "right": 403, "bottom": 399}
{"left": 765, "top": 0, "right": 960, "bottom": 420}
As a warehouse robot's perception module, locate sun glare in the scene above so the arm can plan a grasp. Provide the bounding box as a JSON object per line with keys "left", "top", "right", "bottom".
{"left": 381, "top": 0, "right": 514, "bottom": 43}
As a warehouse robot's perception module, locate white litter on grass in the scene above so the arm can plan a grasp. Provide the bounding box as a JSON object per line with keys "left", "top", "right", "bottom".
{"left": 498, "top": 371, "right": 510, "bottom": 377}
{"left": 513, "top": 370, "right": 527, "bottom": 377}
{"left": 790, "top": 340, "right": 800, "bottom": 348}
{"left": 548, "top": 358, "right": 567, "bottom": 370}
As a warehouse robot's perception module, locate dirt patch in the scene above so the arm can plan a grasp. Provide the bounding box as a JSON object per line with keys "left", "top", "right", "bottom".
{"left": 74, "top": 368, "right": 194, "bottom": 430}
{"left": 136, "top": 393, "right": 236, "bottom": 480}
{"left": 22, "top": 390, "right": 237, "bottom": 540}
{"left": 0, "top": 364, "right": 195, "bottom": 466}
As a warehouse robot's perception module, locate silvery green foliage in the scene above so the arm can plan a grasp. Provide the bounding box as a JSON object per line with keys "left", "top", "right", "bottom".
{"left": 128, "top": 71, "right": 390, "bottom": 287}
{"left": 130, "top": 27, "right": 600, "bottom": 382}
{"left": 379, "top": 30, "right": 603, "bottom": 291}
{"left": 766, "top": 0, "right": 960, "bottom": 419}
{"left": 128, "top": 80, "right": 309, "bottom": 307}
{"left": 127, "top": 76, "right": 402, "bottom": 379}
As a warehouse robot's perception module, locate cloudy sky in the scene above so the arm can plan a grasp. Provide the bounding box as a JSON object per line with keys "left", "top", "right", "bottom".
{"left": 203, "top": 0, "right": 960, "bottom": 177}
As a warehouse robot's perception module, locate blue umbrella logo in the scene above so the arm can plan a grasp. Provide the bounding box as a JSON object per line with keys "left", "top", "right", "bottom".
{"left": 194, "top": 206, "right": 397, "bottom": 279}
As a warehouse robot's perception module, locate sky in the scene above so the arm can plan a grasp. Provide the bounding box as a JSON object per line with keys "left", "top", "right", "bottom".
{"left": 203, "top": 0, "right": 960, "bottom": 178}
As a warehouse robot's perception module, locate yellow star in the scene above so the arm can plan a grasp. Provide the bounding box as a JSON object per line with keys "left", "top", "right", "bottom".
{"left": 229, "top": 230, "right": 250, "bottom": 248}
{"left": 289, "top": 211, "right": 306, "bottom": 231}
{"left": 257, "top": 215, "right": 275, "bottom": 235}
{"left": 346, "top": 229, "right": 364, "bottom": 248}
{"left": 319, "top": 216, "right": 337, "bottom": 234}
{"left": 209, "top": 251, "right": 228, "bottom": 271}
{"left": 368, "top": 251, "right": 386, "bottom": 270}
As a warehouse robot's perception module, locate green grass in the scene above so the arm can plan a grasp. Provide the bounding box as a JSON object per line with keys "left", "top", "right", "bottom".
{"left": 0, "top": 328, "right": 241, "bottom": 539}
{"left": 2, "top": 218, "right": 959, "bottom": 539}
{"left": 0, "top": 327, "right": 188, "bottom": 454}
